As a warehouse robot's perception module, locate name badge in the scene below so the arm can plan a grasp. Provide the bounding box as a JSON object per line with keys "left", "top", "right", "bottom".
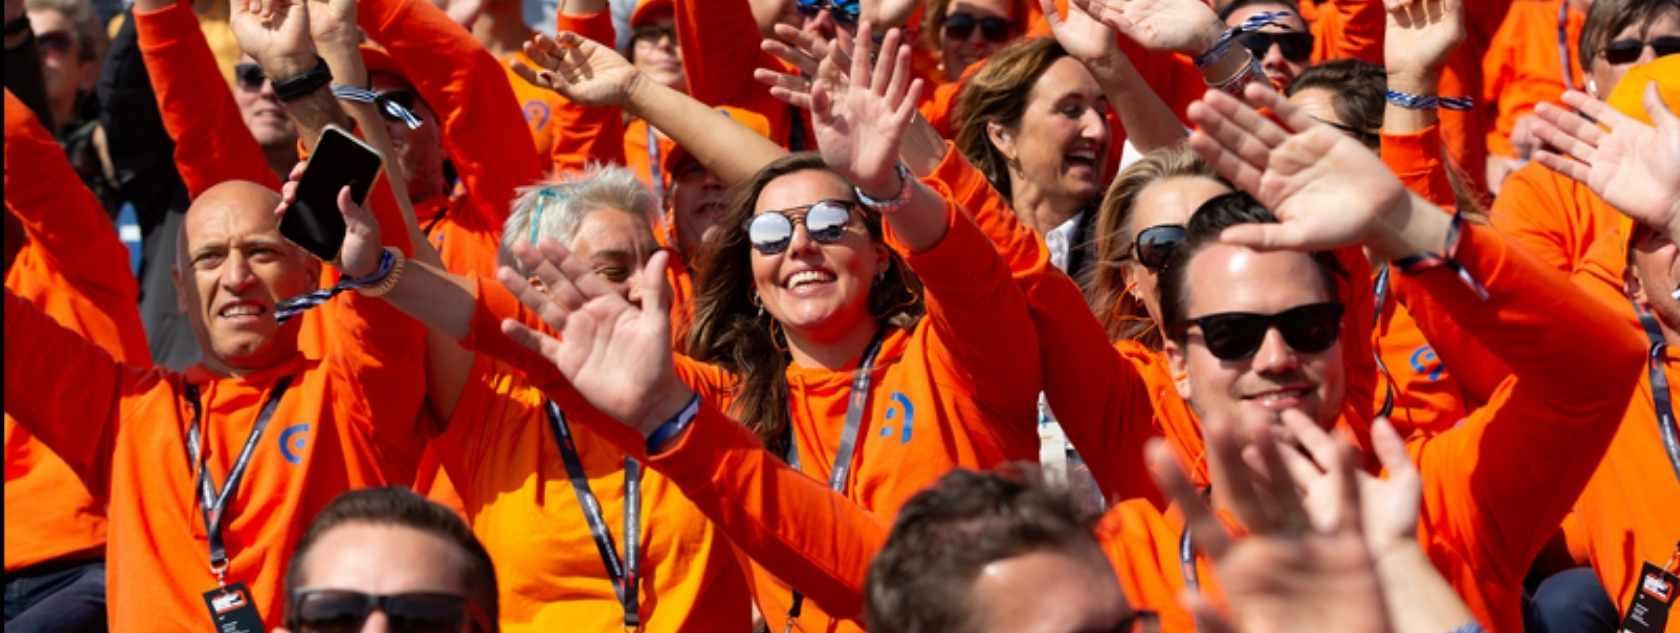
{"left": 1621, "top": 562, "right": 1678, "bottom": 633}
{"left": 202, "top": 582, "right": 264, "bottom": 633}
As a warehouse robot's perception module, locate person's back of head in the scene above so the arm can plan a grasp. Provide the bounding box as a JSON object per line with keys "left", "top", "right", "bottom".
{"left": 1285, "top": 59, "right": 1385, "bottom": 149}
{"left": 865, "top": 466, "right": 1150, "bottom": 633}
{"left": 280, "top": 487, "right": 499, "bottom": 633}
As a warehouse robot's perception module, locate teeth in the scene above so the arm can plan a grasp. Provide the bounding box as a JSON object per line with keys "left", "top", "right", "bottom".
{"left": 222, "top": 304, "right": 262, "bottom": 317}
{"left": 787, "top": 270, "right": 831, "bottom": 289}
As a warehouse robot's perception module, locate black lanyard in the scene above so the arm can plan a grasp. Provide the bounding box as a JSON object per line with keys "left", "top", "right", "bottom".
{"left": 545, "top": 400, "right": 643, "bottom": 631}
{"left": 783, "top": 329, "right": 886, "bottom": 631}
{"left": 1556, "top": 2, "right": 1575, "bottom": 91}
{"left": 1636, "top": 311, "right": 1680, "bottom": 484}
{"left": 184, "top": 375, "right": 294, "bottom": 586}
{"left": 1372, "top": 265, "right": 1398, "bottom": 419}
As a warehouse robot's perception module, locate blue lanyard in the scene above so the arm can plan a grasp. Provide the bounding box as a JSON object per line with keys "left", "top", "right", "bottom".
{"left": 545, "top": 400, "right": 643, "bottom": 630}
{"left": 184, "top": 375, "right": 295, "bottom": 586}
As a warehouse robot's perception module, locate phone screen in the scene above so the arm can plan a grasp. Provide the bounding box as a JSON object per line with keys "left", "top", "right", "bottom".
{"left": 280, "top": 125, "right": 384, "bottom": 262}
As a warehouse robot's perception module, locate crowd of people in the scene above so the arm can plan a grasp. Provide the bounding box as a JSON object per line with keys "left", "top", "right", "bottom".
{"left": 3, "top": 0, "right": 1678, "bottom": 630}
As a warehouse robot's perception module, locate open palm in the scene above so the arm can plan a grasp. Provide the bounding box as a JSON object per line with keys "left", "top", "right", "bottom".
{"left": 1383, "top": 0, "right": 1464, "bottom": 80}
{"left": 1042, "top": 0, "right": 1118, "bottom": 62}
{"left": 811, "top": 22, "right": 924, "bottom": 198}
{"left": 230, "top": 0, "right": 317, "bottom": 78}
{"left": 515, "top": 32, "right": 642, "bottom": 107}
{"left": 1533, "top": 88, "right": 1680, "bottom": 231}
{"left": 1070, "top": 0, "right": 1222, "bottom": 53}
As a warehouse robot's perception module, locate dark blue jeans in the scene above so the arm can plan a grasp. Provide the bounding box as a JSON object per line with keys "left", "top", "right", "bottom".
{"left": 1524, "top": 566, "right": 1619, "bottom": 633}
{"left": 2, "top": 559, "right": 107, "bottom": 632}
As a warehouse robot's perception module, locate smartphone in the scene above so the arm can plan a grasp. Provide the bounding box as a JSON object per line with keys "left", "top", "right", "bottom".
{"left": 280, "top": 124, "right": 384, "bottom": 261}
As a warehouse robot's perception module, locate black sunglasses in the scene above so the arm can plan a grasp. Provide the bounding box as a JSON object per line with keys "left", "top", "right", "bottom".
{"left": 290, "top": 589, "right": 482, "bottom": 633}
{"left": 1127, "top": 224, "right": 1187, "bottom": 272}
{"left": 234, "top": 63, "right": 267, "bottom": 90}
{"left": 943, "top": 12, "right": 1012, "bottom": 43}
{"left": 1237, "top": 30, "right": 1313, "bottom": 62}
{"left": 794, "top": 0, "right": 861, "bottom": 25}
{"left": 744, "top": 199, "right": 858, "bottom": 255}
{"left": 1601, "top": 36, "right": 1680, "bottom": 65}
{"left": 1172, "top": 301, "right": 1344, "bottom": 361}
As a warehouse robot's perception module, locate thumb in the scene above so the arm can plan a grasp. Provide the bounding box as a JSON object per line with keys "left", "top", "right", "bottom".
{"left": 1219, "top": 222, "right": 1312, "bottom": 251}
{"left": 642, "top": 250, "right": 673, "bottom": 318}
{"left": 337, "top": 184, "right": 376, "bottom": 233}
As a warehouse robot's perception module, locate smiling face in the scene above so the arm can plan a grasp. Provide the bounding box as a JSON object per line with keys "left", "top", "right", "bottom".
{"left": 1123, "top": 176, "right": 1232, "bottom": 327}
{"left": 370, "top": 72, "right": 447, "bottom": 204}
{"left": 989, "top": 57, "right": 1111, "bottom": 211}
{"left": 174, "top": 181, "right": 320, "bottom": 373}
{"left": 939, "top": 0, "right": 1015, "bottom": 81}
{"left": 1225, "top": 2, "right": 1310, "bottom": 89}
{"left": 233, "top": 54, "right": 297, "bottom": 151}
{"left": 748, "top": 169, "right": 887, "bottom": 345}
{"left": 669, "top": 158, "right": 729, "bottom": 259}
{"left": 1166, "top": 244, "right": 1344, "bottom": 427}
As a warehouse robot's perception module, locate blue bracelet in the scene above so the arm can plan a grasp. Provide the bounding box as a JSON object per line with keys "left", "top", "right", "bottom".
{"left": 1195, "top": 10, "right": 1294, "bottom": 68}
{"left": 1386, "top": 90, "right": 1475, "bottom": 111}
{"left": 646, "top": 394, "right": 701, "bottom": 454}
{"left": 342, "top": 248, "right": 397, "bottom": 288}
{"left": 1448, "top": 623, "right": 1485, "bottom": 633}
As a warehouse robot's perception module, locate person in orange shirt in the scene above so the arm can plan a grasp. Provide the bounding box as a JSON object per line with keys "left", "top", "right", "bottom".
{"left": 1218, "top": 0, "right": 1316, "bottom": 89}
{"left": 918, "top": 0, "right": 1031, "bottom": 84}
{"left": 1480, "top": 0, "right": 1587, "bottom": 192}
{"left": 447, "top": 0, "right": 566, "bottom": 159}
{"left": 2, "top": 89, "right": 149, "bottom": 632}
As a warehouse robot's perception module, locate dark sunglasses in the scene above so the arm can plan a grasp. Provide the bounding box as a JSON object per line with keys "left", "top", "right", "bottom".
{"left": 234, "top": 63, "right": 267, "bottom": 90}
{"left": 744, "top": 199, "right": 858, "bottom": 255}
{"left": 1601, "top": 36, "right": 1680, "bottom": 65}
{"left": 34, "top": 30, "right": 74, "bottom": 55}
{"left": 290, "top": 589, "right": 482, "bottom": 633}
{"left": 1237, "top": 30, "right": 1313, "bottom": 62}
{"left": 794, "top": 0, "right": 861, "bottom": 25}
{"left": 1127, "top": 224, "right": 1187, "bottom": 273}
{"left": 943, "top": 12, "right": 1012, "bottom": 43}
{"left": 1172, "top": 301, "right": 1344, "bottom": 361}
{"left": 631, "top": 22, "right": 676, "bottom": 45}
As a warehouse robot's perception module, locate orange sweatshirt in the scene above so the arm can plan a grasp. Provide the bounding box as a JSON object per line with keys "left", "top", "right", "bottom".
{"left": 1300, "top": 0, "right": 1386, "bottom": 64}
{"left": 1097, "top": 221, "right": 1646, "bottom": 633}
{"left": 672, "top": 0, "right": 805, "bottom": 149}
{"left": 457, "top": 176, "right": 1044, "bottom": 629}
{"left": 3, "top": 91, "right": 151, "bottom": 573}
{"left": 1431, "top": 0, "right": 1517, "bottom": 194}
{"left": 135, "top": 0, "right": 282, "bottom": 196}
{"left": 1489, "top": 161, "right": 1637, "bottom": 326}
{"left": 1481, "top": 0, "right": 1586, "bottom": 160}
{"left": 502, "top": 51, "right": 567, "bottom": 161}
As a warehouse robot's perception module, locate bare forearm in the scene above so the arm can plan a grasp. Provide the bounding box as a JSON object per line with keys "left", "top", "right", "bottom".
{"left": 1374, "top": 542, "right": 1477, "bottom": 633}
{"left": 284, "top": 86, "right": 354, "bottom": 153}
{"left": 383, "top": 259, "right": 479, "bottom": 341}
{"left": 1366, "top": 192, "right": 1453, "bottom": 262}
{"left": 1382, "top": 71, "right": 1439, "bottom": 135}
{"left": 900, "top": 114, "right": 949, "bottom": 177}
{"left": 1089, "top": 56, "right": 1186, "bottom": 153}
{"left": 883, "top": 180, "right": 950, "bottom": 253}
{"left": 623, "top": 73, "right": 787, "bottom": 186}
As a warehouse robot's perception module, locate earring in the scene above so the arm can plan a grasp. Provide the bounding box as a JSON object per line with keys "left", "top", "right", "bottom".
{"left": 1587, "top": 77, "right": 1599, "bottom": 98}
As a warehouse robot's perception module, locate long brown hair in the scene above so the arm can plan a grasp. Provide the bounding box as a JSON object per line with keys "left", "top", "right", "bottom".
{"left": 686, "top": 153, "right": 924, "bottom": 455}
{"left": 952, "top": 37, "right": 1067, "bottom": 202}
{"left": 1086, "top": 145, "right": 1222, "bottom": 349}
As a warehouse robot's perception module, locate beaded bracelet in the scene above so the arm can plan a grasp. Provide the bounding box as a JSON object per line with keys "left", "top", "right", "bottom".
{"left": 1386, "top": 90, "right": 1475, "bottom": 111}
{"left": 1392, "top": 212, "right": 1489, "bottom": 301}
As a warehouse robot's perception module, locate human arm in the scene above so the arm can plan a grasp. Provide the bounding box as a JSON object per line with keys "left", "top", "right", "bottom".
{"left": 1379, "top": 0, "right": 1464, "bottom": 210}
{"left": 1042, "top": 0, "right": 1186, "bottom": 153}
{"left": 547, "top": 3, "right": 626, "bottom": 172}
{"left": 1531, "top": 87, "right": 1680, "bottom": 245}
{"left": 1071, "top": 0, "right": 1261, "bottom": 99}
{"left": 4, "top": 0, "right": 52, "bottom": 130}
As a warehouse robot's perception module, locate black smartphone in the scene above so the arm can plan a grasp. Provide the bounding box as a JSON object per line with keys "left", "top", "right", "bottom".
{"left": 280, "top": 125, "right": 384, "bottom": 261}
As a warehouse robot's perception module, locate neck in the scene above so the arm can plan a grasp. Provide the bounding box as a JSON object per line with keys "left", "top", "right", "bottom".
{"left": 471, "top": 4, "right": 534, "bottom": 60}
{"left": 1007, "top": 173, "right": 1082, "bottom": 234}
{"left": 50, "top": 94, "right": 77, "bottom": 133}
{"left": 784, "top": 319, "right": 882, "bottom": 371}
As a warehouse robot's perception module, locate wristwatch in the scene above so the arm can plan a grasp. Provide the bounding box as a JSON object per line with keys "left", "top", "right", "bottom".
{"left": 271, "top": 56, "right": 333, "bottom": 102}
{"left": 854, "top": 163, "right": 914, "bottom": 214}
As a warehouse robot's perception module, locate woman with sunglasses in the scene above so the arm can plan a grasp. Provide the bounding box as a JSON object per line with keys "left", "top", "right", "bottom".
{"left": 920, "top": 0, "right": 1025, "bottom": 83}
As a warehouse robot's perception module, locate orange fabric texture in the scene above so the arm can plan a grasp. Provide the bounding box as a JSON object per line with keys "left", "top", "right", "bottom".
{"left": 1299, "top": 0, "right": 1386, "bottom": 64}
{"left": 3, "top": 91, "right": 151, "bottom": 573}
{"left": 673, "top": 0, "right": 807, "bottom": 149}
{"left": 1489, "top": 161, "right": 1635, "bottom": 326}
{"left": 502, "top": 51, "right": 568, "bottom": 160}
{"left": 1481, "top": 0, "right": 1586, "bottom": 159}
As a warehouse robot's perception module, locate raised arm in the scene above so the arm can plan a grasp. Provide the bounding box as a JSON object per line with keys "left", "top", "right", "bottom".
{"left": 1380, "top": 0, "right": 1462, "bottom": 210}
{"left": 546, "top": 2, "right": 626, "bottom": 173}
{"left": 1042, "top": 0, "right": 1187, "bottom": 153}
{"left": 137, "top": 0, "right": 281, "bottom": 195}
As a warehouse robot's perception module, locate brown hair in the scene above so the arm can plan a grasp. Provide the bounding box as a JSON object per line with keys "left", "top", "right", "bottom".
{"left": 1087, "top": 145, "right": 1222, "bottom": 348}
{"left": 1580, "top": 0, "right": 1680, "bottom": 68}
{"left": 1286, "top": 59, "right": 1386, "bottom": 149}
{"left": 686, "top": 153, "right": 923, "bottom": 455}
{"left": 952, "top": 37, "right": 1067, "bottom": 202}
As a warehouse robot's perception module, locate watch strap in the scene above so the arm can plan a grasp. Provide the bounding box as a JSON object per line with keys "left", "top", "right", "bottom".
{"left": 272, "top": 56, "right": 333, "bottom": 102}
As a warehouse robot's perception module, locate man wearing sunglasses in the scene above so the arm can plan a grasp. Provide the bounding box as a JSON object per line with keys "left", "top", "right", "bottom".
{"left": 24, "top": 0, "right": 101, "bottom": 138}
{"left": 277, "top": 488, "right": 498, "bottom": 633}
{"left": 1218, "top": 0, "right": 1312, "bottom": 90}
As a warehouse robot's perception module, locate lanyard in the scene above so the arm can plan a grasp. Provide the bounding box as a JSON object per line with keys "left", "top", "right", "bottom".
{"left": 546, "top": 400, "right": 643, "bottom": 631}
{"left": 184, "top": 375, "right": 295, "bottom": 586}
{"left": 645, "top": 125, "right": 664, "bottom": 203}
{"left": 1556, "top": 2, "right": 1575, "bottom": 91}
{"left": 783, "top": 329, "right": 886, "bottom": 631}
{"left": 1178, "top": 525, "right": 1200, "bottom": 590}
{"left": 1636, "top": 311, "right": 1680, "bottom": 484}
{"left": 1372, "top": 265, "right": 1398, "bottom": 419}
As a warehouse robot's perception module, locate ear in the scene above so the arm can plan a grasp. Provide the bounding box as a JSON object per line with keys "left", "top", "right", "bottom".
{"left": 1165, "top": 339, "right": 1192, "bottom": 400}
{"left": 985, "top": 120, "right": 1016, "bottom": 162}
{"left": 1123, "top": 275, "right": 1147, "bottom": 305}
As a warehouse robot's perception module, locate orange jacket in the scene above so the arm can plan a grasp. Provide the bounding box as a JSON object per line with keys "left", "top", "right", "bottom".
{"left": 135, "top": 0, "right": 281, "bottom": 196}
{"left": 3, "top": 91, "right": 151, "bottom": 573}
{"left": 1481, "top": 0, "right": 1586, "bottom": 159}
{"left": 1299, "top": 0, "right": 1386, "bottom": 64}
{"left": 1097, "top": 221, "right": 1646, "bottom": 633}
{"left": 1489, "top": 161, "right": 1637, "bottom": 326}
{"left": 432, "top": 354, "right": 753, "bottom": 632}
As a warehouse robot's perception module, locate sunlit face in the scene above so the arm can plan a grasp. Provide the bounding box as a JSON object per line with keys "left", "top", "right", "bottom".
{"left": 370, "top": 72, "right": 446, "bottom": 204}
{"left": 1631, "top": 226, "right": 1680, "bottom": 337}
{"left": 1587, "top": 8, "right": 1680, "bottom": 97}
{"left": 1123, "top": 176, "right": 1232, "bottom": 326}
{"left": 631, "top": 15, "right": 686, "bottom": 91}
{"left": 967, "top": 545, "right": 1140, "bottom": 633}
{"left": 1224, "top": 3, "right": 1309, "bottom": 90}
{"left": 27, "top": 9, "right": 90, "bottom": 115}
{"left": 939, "top": 0, "right": 1015, "bottom": 81}
{"left": 749, "top": 169, "right": 887, "bottom": 346}
{"left": 174, "top": 182, "right": 319, "bottom": 372}
{"left": 1166, "top": 245, "right": 1344, "bottom": 428}
{"left": 566, "top": 207, "right": 660, "bottom": 302}
{"left": 233, "top": 55, "right": 298, "bottom": 151}
{"left": 275, "top": 523, "right": 477, "bottom": 633}
{"left": 668, "top": 158, "right": 728, "bottom": 259}
{"left": 992, "top": 58, "right": 1111, "bottom": 210}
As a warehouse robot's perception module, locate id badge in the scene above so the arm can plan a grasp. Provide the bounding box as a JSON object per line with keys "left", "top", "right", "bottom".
{"left": 202, "top": 582, "right": 265, "bottom": 633}
{"left": 1621, "top": 562, "right": 1678, "bottom": 633}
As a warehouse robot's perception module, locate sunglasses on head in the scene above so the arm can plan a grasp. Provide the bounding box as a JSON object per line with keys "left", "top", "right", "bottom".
{"left": 234, "top": 63, "right": 267, "bottom": 90}
{"left": 1601, "top": 36, "right": 1680, "bottom": 65}
{"left": 794, "top": 0, "right": 861, "bottom": 25}
{"left": 1172, "top": 301, "right": 1344, "bottom": 361}
{"left": 375, "top": 89, "right": 420, "bottom": 122}
{"left": 1126, "top": 224, "right": 1187, "bottom": 273}
{"left": 1236, "top": 30, "right": 1313, "bottom": 62}
{"left": 290, "top": 589, "right": 481, "bottom": 633}
{"left": 744, "top": 199, "right": 858, "bottom": 255}
{"left": 35, "top": 30, "right": 75, "bottom": 55}
{"left": 943, "top": 12, "right": 1012, "bottom": 43}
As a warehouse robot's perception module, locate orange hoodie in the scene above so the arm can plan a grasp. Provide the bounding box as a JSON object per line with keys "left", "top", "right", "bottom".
{"left": 1481, "top": 0, "right": 1586, "bottom": 160}
{"left": 3, "top": 91, "right": 151, "bottom": 573}
{"left": 1098, "top": 220, "right": 1647, "bottom": 633}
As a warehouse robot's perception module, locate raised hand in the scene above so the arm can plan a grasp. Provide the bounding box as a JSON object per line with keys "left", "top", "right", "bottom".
{"left": 1271, "top": 413, "right": 1421, "bottom": 557}
{"left": 275, "top": 160, "right": 385, "bottom": 278}
{"left": 1042, "top": 0, "right": 1120, "bottom": 63}
{"left": 1147, "top": 413, "right": 1392, "bottom": 633}
{"left": 496, "top": 242, "right": 694, "bottom": 435}
{"left": 230, "top": 0, "right": 319, "bottom": 79}
{"left": 1185, "top": 84, "right": 1415, "bottom": 254}
{"left": 755, "top": 23, "right": 854, "bottom": 111}
{"left": 306, "top": 0, "right": 360, "bottom": 56}
{"left": 1069, "top": 0, "right": 1225, "bottom": 54}
{"left": 811, "top": 21, "right": 924, "bottom": 199}
{"left": 1383, "top": 0, "right": 1463, "bottom": 87}
{"left": 1532, "top": 87, "right": 1680, "bottom": 233}
{"left": 512, "top": 32, "right": 643, "bottom": 107}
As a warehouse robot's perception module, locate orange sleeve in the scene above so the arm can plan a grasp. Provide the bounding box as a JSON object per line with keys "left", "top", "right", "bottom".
{"left": 1305, "top": 0, "right": 1386, "bottom": 64}
{"left": 557, "top": 5, "right": 616, "bottom": 46}
{"left": 1381, "top": 126, "right": 1458, "bottom": 211}
{"left": 359, "top": 0, "right": 542, "bottom": 233}
{"left": 135, "top": 0, "right": 281, "bottom": 197}
{"left": 673, "top": 0, "right": 794, "bottom": 145}
{"left": 1403, "top": 222, "right": 1645, "bottom": 584}
{"left": 547, "top": 11, "right": 626, "bottom": 174}
{"left": 1480, "top": 1, "right": 1583, "bottom": 159}
{"left": 1489, "top": 164, "right": 1585, "bottom": 273}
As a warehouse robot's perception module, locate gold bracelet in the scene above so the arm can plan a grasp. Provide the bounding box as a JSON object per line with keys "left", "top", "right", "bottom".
{"left": 357, "top": 247, "right": 406, "bottom": 298}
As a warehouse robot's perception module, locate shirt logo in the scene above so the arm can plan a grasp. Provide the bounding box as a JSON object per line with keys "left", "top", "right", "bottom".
{"left": 523, "top": 101, "right": 551, "bottom": 129}
{"left": 278, "top": 423, "right": 311, "bottom": 464}
{"left": 876, "top": 392, "right": 917, "bottom": 444}
{"left": 1409, "top": 345, "right": 1445, "bottom": 381}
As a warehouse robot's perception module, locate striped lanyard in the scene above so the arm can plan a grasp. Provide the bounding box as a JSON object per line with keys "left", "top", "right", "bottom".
{"left": 546, "top": 400, "right": 644, "bottom": 632}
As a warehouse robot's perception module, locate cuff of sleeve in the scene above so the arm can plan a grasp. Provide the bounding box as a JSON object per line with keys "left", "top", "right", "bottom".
{"left": 646, "top": 399, "right": 761, "bottom": 492}
{"left": 557, "top": 10, "right": 616, "bottom": 47}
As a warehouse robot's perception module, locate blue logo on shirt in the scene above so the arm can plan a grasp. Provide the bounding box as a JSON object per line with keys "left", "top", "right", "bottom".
{"left": 523, "top": 101, "right": 551, "bottom": 129}
{"left": 278, "top": 424, "right": 311, "bottom": 464}
{"left": 885, "top": 392, "right": 915, "bottom": 444}
{"left": 1409, "top": 346, "right": 1445, "bottom": 381}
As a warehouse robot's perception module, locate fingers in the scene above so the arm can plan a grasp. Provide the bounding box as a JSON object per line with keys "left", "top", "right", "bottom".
{"left": 850, "top": 21, "right": 873, "bottom": 91}
{"left": 885, "top": 39, "right": 912, "bottom": 105}
{"left": 640, "top": 250, "right": 673, "bottom": 317}
{"left": 1277, "top": 409, "right": 1339, "bottom": 470}
{"left": 1187, "top": 98, "right": 1278, "bottom": 177}
{"left": 499, "top": 319, "right": 570, "bottom": 368}
{"left": 1561, "top": 89, "right": 1640, "bottom": 133}
{"left": 1369, "top": 417, "right": 1416, "bottom": 479}
{"left": 810, "top": 74, "right": 834, "bottom": 125}
{"left": 509, "top": 60, "right": 550, "bottom": 90}
{"left": 1244, "top": 416, "right": 1307, "bottom": 525}
{"left": 1648, "top": 82, "right": 1680, "bottom": 128}
{"left": 1217, "top": 221, "right": 1313, "bottom": 251}
{"left": 895, "top": 79, "right": 925, "bottom": 123}
{"left": 1241, "top": 82, "right": 1321, "bottom": 136}
{"left": 1202, "top": 412, "right": 1276, "bottom": 534}
{"left": 762, "top": 37, "right": 820, "bottom": 76}
{"left": 1146, "top": 439, "right": 1233, "bottom": 559}
{"left": 1533, "top": 149, "right": 1592, "bottom": 184}
{"left": 535, "top": 239, "right": 628, "bottom": 304}
{"left": 1187, "top": 129, "right": 1264, "bottom": 193}
{"left": 869, "top": 29, "right": 899, "bottom": 96}
{"left": 1532, "top": 102, "right": 1605, "bottom": 162}
{"left": 1278, "top": 409, "right": 1360, "bottom": 533}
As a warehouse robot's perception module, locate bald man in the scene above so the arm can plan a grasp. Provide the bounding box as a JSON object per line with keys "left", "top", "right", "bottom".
{"left": 3, "top": 177, "right": 434, "bottom": 632}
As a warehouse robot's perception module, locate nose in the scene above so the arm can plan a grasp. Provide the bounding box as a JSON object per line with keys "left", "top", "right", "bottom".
{"left": 1079, "top": 107, "right": 1109, "bottom": 142}
{"left": 784, "top": 218, "right": 821, "bottom": 256}
{"left": 1250, "top": 327, "right": 1302, "bottom": 375}
{"left": 360, "top": 610, "right": 389, "bottom": 633}
{"left": 1637, "top": 42, "right": 1656, "bottom": 65}
{"left": 219, "top": 251, "right": 257, "bottom": 293}
{"left": 1262, "top": 42, "right": 1287, "bottom": 68}
{"left": 258, "top": 77, "right": 278, "bottom": 99}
